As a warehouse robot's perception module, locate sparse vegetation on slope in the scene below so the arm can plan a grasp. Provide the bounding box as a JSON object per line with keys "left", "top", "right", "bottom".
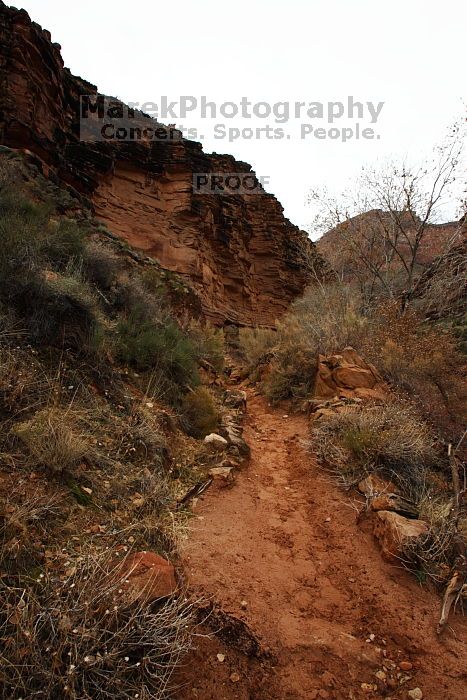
{"left": 0, "top": 151, "right": 236, "bottom": 699}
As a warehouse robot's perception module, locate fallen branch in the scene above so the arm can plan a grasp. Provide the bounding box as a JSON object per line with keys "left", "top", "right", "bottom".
{"left": 437, "top": 442, "right": 467, "bottom": 634}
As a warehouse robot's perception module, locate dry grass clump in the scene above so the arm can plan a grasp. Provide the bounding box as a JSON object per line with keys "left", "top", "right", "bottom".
{"left": 0, "top": 548, "right": 195, "bottom": 700}
{"left": 399, "top": 515, "right": 463, "bottom": 586}
{"left": 82, "top": 241, "right": 122, "bottom": 290}
{"left": 14, "top": 407, "right": 91, "bottom": 474}
{"left": 400, "top": 491, "right": 467, "bottom": 585}
{"left": 112, "top": 406, "right": 168, "bottom": 468}
{"left": 312, "top": 401, "right": 438, "bottom": 498}
{"left": 0, "top": 489, "right": 65, "bottom": 574}
{"left": 400, "top": 527, "right": 458, "bottom": 585}
{"left": 0, "top": 341, "right": 49, "bottom": 428}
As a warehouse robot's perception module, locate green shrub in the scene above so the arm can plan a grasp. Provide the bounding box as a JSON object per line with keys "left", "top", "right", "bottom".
{"left": 117, "top": 312, "right": 198, "bottom": 387}
{"left": 141, "top": 267, "right": 169, "bottom": 300}
{"left": 341, "top": 426, "right": 379, "bottom": 459}
{"left": 2, "top": 271, "right": 103, "bottom": 353}
{"left": 182, "top": 386, "right": 219, "bottom": 438}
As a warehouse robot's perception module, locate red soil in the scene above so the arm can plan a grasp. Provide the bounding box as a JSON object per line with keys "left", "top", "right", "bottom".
{"left": 175, "top": 387, "right": 466, "bottom": 699}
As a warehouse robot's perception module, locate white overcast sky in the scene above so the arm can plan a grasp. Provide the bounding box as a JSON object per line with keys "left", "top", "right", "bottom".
{"left": 16, "top": 0, "right": 466, "bottom": 234}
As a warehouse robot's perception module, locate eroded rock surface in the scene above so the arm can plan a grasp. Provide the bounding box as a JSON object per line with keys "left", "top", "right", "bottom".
{"left": 118, "top": 551, "right": 177, "bottom": 603}
{"left": 313, "top": 347, "right": 386, "bottom": 402}
{"left": 373, "top": 511, "right": 428, "bottom": 561}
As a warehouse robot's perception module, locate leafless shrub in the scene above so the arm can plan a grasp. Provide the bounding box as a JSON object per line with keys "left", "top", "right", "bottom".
{"left": 286, "top": 282, "right": 369, "bottom": 356}
{"left": 400, "top": 490, "right": 467, "bottom": 585}
{"left": 400, "top": 522, "right": 459, "bottom": 585}
{"left": 0, "top": 548, "right": 195, "bottom": 699}
{"left": 187, "top": 319, "right": 225, "bottom": 373}
{"left": 310, "top": 122, "right": 465, "bottom": 308}
{"left": 415, "top": 238, "right": 467, "bottom": 319}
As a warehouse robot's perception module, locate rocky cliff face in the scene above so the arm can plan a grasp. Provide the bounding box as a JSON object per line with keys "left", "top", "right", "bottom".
{"left": 0, "top": 1, "right": 330, "bottom": 325}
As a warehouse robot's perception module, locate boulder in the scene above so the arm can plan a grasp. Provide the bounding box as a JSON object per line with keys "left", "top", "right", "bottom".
{"left": 333, "top": 365, "right": 377, "bottom": 390}
{"left": 209, "top": 466, "right": 236, "bottom": 483}
{"left": 358, "top": 474, "right": 399, "bottom": 496}
{"left": 313, "top": 360, "right": 338, "bottom": 399}
{"left": 370, "top": 494, "right": 419, "bottom": 519}
{"left": 354, "top": 386, "right": 387, "bottom": 401}
{"left": 313, "top": 347, "right": 386, "bottom": 403}
{"left": 204, "top": 433, "right": 229, "bottom": 450}
{"left": 118, "top": 551, "right": 177, "bottom": 603}
{"left": 373, "top": 511, "right": 428, "bottom": 560}
{"left": 224, "top": 390, "right": 247, "bottom": 410}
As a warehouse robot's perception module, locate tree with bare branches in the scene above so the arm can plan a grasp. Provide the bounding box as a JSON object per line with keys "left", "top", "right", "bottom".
{"left": 310, "top": 122, "right": 465, "bottom": 311}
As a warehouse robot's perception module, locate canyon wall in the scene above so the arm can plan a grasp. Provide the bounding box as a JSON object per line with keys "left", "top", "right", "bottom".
{"left": 0, "top": 1, "right": 331, "bottom": 325}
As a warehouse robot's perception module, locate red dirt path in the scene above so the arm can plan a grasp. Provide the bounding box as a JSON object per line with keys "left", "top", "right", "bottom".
{"left": 175, "top": 387, "right": 466, "bottom": 699}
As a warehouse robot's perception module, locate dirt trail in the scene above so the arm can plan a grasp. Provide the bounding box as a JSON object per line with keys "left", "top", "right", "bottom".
{"left": 176, "top": 386, "right": 466, "bottom": 699}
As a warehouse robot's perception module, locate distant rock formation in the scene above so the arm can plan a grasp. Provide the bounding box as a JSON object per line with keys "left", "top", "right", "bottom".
{"left": 316, "top": 209, "right": 463, "bottom": 283}
{"left": 0, "top": 1, "right": 331, "bottom": 326}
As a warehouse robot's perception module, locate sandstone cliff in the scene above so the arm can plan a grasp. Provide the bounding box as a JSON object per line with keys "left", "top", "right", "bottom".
{"left": 0, "top": 1, "right": 330, "bottom": 325}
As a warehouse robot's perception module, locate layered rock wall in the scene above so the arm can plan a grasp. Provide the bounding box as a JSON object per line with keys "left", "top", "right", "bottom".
{"left": 0, "top": 1, "right": 330, "bottom": 325}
